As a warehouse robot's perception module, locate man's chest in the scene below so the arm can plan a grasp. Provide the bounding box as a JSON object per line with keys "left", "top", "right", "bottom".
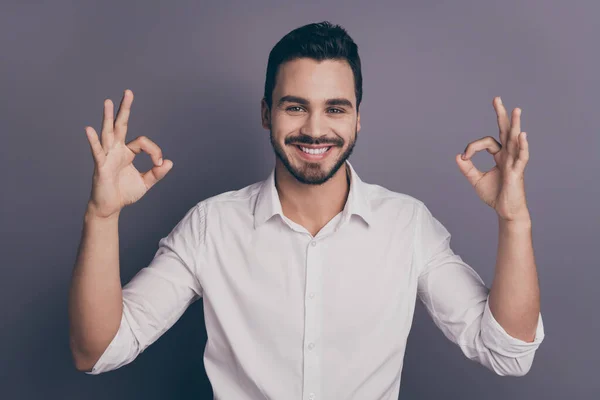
{"left": 200, "top": 222, "right": 419, "bottom": 339}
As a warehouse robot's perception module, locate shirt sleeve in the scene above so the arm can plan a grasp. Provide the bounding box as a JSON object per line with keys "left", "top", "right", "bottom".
{"left": 414, "top": 202, "right": 545, "bottom": 377}
{"left": 85, "top": 202, "right": 207, "bottom": 375}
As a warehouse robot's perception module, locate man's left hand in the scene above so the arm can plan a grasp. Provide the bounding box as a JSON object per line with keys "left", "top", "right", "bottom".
{"left": 456, "top": 96, "right": 531, "bottom": 222}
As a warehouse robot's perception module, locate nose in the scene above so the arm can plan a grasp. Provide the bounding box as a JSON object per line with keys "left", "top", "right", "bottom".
{"left": 299, "top": 111, "right": 326, "bottom": 139}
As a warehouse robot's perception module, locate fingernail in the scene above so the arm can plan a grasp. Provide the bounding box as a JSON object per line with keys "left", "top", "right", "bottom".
{"left": 158, "top": 158, "right": 163, "bottom": 166}
{"left": 461, "top": 153, "right": 466, "bottom": 160}
{"left": 498, "top": 96, "right": 502, "bottom": 105}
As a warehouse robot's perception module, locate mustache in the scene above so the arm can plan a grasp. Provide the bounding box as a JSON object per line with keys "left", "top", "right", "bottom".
{"left": 285, "top": 136, "right": 343, "bottom": 146}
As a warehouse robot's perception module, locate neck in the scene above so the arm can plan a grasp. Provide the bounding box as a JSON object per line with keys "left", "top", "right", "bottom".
{"left": 275, "top": 160, "right": 350, "bottom": 233}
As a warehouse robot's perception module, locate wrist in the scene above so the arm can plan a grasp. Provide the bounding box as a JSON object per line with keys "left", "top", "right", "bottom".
{"left": 85, "top": 203, "right": 120, "bottom": 222}
{"left": 498, "top": 215, "right": 532, "bottom": 230}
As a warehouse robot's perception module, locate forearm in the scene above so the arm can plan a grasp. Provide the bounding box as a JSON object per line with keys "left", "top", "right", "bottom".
{"left": 68, "top": 204, "right": 123, "bottom": 370}
{"left": 488, "top": 215, "right": 540, "bottom": 342}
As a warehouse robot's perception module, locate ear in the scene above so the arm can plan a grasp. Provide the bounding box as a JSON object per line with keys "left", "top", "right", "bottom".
{"left": 261, "top": 98, "right": 271, "bottom": 130}
{"left": 357, "top": 110, "right": 361, "bottom": 133}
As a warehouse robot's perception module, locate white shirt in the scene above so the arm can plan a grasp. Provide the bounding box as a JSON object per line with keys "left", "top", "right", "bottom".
{"left": 86, "top": 160, "right": 545, "bottom": 399}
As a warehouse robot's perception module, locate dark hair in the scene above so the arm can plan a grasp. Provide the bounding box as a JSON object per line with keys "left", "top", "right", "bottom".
{"left": 263, "top": 21, "right": 363, "bottom": 112}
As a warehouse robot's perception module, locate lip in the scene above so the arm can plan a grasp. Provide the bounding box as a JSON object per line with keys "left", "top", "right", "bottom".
{"left": 293, "top": 144, "right": 331, "bottom": 148}
{"left": 293, "top": 144, "right": 334, "bottom": 161}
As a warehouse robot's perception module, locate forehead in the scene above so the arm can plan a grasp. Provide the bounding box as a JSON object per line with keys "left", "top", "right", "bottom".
{"left": 273, "top": 58, "right": 355, "bottom": 102}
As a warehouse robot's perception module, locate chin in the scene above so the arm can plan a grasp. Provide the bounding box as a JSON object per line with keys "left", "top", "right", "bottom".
{"left": 285, "top": 148, "right": 347, "bottom": 185}
{"left": 270, "top": 129, "right": 357, "bottom": 185}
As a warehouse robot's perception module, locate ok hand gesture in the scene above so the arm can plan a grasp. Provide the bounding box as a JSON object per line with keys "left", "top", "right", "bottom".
{"left": 456, "top": 96, "right": 531, "bottom": 222}
{"left": 84, "top": 89, "right": 173, "bottom": 219}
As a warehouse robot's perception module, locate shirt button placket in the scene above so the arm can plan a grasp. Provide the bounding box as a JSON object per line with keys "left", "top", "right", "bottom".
{"left": 303, "top": 239, "right": 322, "bottom": 400}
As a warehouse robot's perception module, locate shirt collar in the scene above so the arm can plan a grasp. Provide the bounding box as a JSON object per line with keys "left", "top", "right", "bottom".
{"left": 253, "top": 160, "right": 372, "bottom": 229}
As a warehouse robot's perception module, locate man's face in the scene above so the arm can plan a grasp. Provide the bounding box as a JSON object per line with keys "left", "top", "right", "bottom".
{"left": 261, "top": 58, "right": 361, "bottom": 185}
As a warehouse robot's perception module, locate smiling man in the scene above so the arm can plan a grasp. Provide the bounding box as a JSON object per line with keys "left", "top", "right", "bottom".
{"left": 70, "top": 21, "right": 545, "bottom": 399}
{"left": 265, "top": 55, "right": 361, "bottom": 236}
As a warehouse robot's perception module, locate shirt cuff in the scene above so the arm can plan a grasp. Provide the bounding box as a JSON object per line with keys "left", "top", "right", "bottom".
{"left": 84, "top": 312, "right": 137, "bottom": 375}
{"left": 480, "top": 295, "right": 545, "bottom": 358}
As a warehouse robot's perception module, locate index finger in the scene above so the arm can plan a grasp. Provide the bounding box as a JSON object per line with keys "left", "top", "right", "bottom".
{"left": 126, "top": 135, "right": 164, "bottom": 167}
{"left": 114, "top": 89, "right": 134, "bottom": 142}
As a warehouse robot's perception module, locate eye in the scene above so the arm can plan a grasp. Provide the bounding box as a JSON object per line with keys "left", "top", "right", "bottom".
{"left": 285, "top": 106, "right": 344, "bottom": 114}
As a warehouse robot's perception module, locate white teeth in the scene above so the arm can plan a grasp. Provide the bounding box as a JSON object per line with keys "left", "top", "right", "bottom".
{"left": 300, "top": 146, "right": 329, "bottom": 155}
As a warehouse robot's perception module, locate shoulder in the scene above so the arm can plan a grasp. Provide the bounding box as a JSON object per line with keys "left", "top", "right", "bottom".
{"left": 363, "top": 180, "right": 425, "bottom": 216}
{"left": 193, "top": 179, "right": 264, "bottom": 219}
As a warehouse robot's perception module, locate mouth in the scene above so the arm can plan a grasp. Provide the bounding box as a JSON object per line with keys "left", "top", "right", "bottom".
{"left": 293, "top": 144, "right": 334, "bottom": 161}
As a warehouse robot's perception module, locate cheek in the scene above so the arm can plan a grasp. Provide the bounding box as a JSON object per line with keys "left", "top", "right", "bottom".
{"left": 331, "top": 117, "right": 355, "bottom": 131}
{"left": 339, "top": 124, "right": 357, "bottom": 141}
{"left": 274, "top": 115, "right": 304, "bottom": 130}
{"left": 271, "top": 121, "right": 304, "bottom": 142}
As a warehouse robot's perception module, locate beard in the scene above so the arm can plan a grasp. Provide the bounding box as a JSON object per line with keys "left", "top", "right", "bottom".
{"left": 269, "top": 126, "right": 358, "bottom": 185}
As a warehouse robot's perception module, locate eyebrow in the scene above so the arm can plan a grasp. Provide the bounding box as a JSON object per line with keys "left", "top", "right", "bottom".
{"left": 277, "top": 95, "right": 354, "bottom": 109}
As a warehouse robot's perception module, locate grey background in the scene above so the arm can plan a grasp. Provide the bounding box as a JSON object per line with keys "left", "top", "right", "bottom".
{"left": 1, "top": 0, "right": 598, "bottom": 398}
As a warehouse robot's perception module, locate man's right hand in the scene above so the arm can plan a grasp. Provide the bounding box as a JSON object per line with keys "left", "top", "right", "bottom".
{"left": 84, "top": 89, "right": 173, "bottom": 219}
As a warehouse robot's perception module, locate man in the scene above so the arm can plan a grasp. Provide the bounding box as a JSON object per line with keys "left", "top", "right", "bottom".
{"left": 69, "top": 21, "right": 544, "bottom": 399}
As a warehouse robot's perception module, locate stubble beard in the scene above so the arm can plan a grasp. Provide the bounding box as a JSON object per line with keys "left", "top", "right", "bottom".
{"left": 269, "top": 127, "right": 358, "bottom": 186}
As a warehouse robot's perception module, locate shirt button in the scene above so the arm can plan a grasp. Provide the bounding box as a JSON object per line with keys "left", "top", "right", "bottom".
{"left": 310, "top": 241, "right": 317, "bottom": 247}
{"left": 309, "top": 292, "right": 315, "bottom": 299}
{"left": 308, "top": 342, "right": 315, "bottom": 350}
{"left": 308, "top": 394, "right": 315, "bottom": 400}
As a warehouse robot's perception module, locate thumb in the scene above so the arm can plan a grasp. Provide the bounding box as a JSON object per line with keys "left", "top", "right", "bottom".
{"left": 455, "top": 153, "right": 482, "bottom": 186}
{"left": 142, "top": 159, "right": 174, "bottom": 189}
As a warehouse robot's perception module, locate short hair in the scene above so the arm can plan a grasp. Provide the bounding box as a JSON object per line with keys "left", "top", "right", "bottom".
{"left": 263, "top": 21, "right": 363, "bottom": 112}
